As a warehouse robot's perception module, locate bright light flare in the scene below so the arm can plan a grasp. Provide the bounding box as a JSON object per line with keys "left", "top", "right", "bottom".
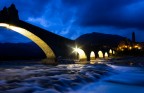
{"left": 73, "top": 46, "right": 87, "bottom": 60}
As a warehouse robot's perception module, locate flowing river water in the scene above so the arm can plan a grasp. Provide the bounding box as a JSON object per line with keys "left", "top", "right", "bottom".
{"left": 0, "top": 61, "right": 144, "bottom": 93}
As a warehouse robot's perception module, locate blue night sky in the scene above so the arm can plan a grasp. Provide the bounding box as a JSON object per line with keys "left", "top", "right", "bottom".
{"left": 0, "top": 0, "right": 144, "bottom": 43}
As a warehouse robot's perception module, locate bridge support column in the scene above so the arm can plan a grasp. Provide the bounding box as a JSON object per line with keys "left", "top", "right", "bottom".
{"left": 42, "top": 58, "right": 57, "bottom": 65}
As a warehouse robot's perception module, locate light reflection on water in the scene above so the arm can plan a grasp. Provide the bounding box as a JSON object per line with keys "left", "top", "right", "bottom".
{"left": 0, "top": 61, "right": 144, "bottom": 93}
{"left": 75, "top": 65, "right": 144, "bottom": 93}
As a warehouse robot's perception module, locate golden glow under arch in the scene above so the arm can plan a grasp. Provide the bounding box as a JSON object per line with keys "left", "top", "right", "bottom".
{"left": 0, "top": 23, "right": 55, "bottom": 59}
{"left": 109, "top": 49, "right": 112, "bottom": 54}
{"left": 90, "top": 51, "right": 95, "bottom": 60}
{"left": 73, "top": 47, "right": 87, "bottom": 60}
{"left": 98, "top": 51, "right": 103, "bottom": 58}
{"left": 104, "top": 52, "right": 108, "bottom": 58}
{"left": 113, "top": 50, "right": 115, "bottom": 54}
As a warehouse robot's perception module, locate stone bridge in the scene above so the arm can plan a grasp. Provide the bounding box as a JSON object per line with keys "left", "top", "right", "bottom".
{"left": 0, "top": 4, "right": 115, "bottom": 63}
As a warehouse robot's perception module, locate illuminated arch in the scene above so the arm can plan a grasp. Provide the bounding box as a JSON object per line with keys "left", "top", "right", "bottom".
{"left": 73, "top": 47, "right": 87, "bottom": 61}
{"left": 90, "top": 51, "right": 95, "bottom": 60}
{"left": 98, "top": 51, "right": 103, "bottom": 58}
{"left": 0, "top": 23, "right": 55, "bottom": 59}
{"left": 113, "top": 50, "right": 115, "bottom": 55}
{"left": 104, "top": 52, "right": 108, "bottom": 58}
{"left": 109, "top": 49, "right": 112, "bottom": 54}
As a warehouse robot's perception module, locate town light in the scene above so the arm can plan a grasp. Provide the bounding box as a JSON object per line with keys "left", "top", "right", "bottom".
{"left": 124, "top": 45, "right": 128, "bottom": 48}
{"left": 138, "top": 47, "right": 142, "bottom": 50}
{"left": 129, "top": 47, "right": 132, "bottom": 50}
{"left": 134, "top": 45, "right": 138, "bottom": 48}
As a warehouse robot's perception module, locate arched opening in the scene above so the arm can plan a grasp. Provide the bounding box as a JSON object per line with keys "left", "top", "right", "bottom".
{"left": 0, "top": 27, "right": 46, "bottom": 60}
{"left": 90, "top": 51, "right": 96, "bottom": 64}
{"left": 90, "top": 51, "right": 95, "bottom": 60}
{"left": 0, "top": 23, "right": 55, "bottom": 60}
{"left": 109, "top": 49, "right": 112, "bottom": 54}
{"left": 98, "top": 51, "right": 103, "bottom": 58}
{"left": 73, "top": 47, "right": 87, "bottom": 61}
{"left": 113, "top": 50, "right": 115, "bottom": 55}
{"left": 109, "top": 49, "right": 112, "bottom": 56}
{"left": 104, "top": 52, "right": 108, "bottom": 58}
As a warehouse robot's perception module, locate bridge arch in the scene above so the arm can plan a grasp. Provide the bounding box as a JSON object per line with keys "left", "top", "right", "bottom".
{"left": 0, "top": 23, "right": 56, "bottom": 60}
{"left": 104, "top": 52, "right": 108, "bottom": 58}
{"left": 113, "top": 50, "right": 115, "bottom": 55}
{"left": 98, "top": 50, "right": 103, "bottom": 58}
{"left": 109, "top": 49, "right": 112, "bottom": 54}
{"left": 90, "top": 51, "right": 95, "bottom": 60}
{"left": 73, "top": 47, "right": 87, "bottom": 61}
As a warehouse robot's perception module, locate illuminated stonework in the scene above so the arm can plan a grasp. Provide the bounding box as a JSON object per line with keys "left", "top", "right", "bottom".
{"left": 0, "top": 23, "right": 55, "bottom": 59}
{"left": 109, "top": 49, "right": 112, "bottom": 54}
{"left": 90, "top": 51, "right": 95, "bottom": 60}
{"left": 73, "top": 47, "right": 87, "bottom": 61}
{"left": 104, "top": 52, "right": 108, "bottom": 58}
{"left": 113, "top": 50, "right": 115, "bottom": 54}
{"left": 98, "top": 51, "right": 103, "bottom": 58}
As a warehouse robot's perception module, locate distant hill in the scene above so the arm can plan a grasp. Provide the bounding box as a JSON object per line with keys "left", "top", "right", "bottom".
{"left": 76, "top": 32, "right": 128, "bottom": 47}
{"left": 0, "top": 42, "right": 45, "bottom": 60}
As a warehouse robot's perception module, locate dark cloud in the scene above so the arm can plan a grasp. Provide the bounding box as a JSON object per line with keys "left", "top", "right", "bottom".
{"left": 0, "top": 0, "right": 144, "bottom": 42}
{"left": 75, "top": 0, "right": 144, "bottom": 29}
{"left": 61, "top": 0, "right": 84, "bottom": 6}
{"left": 0, "top": 0, "right": 51, "bottom": 19}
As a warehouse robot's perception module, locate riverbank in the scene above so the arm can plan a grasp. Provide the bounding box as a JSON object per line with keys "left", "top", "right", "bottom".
{"left": 108, "top": 56, "right": 144, "bottom": 67}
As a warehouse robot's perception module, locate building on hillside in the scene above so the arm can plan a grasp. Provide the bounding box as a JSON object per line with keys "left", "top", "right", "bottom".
{"left": 117, "top": 32, "right": 143, "bottom": 51}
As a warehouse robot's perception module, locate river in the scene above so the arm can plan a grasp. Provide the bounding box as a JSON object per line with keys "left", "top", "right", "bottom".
{"left": 0, "top": 61, "right": 144, "bottom": 93}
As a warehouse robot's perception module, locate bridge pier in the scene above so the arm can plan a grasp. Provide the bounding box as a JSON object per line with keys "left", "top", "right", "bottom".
{"left": 41, "top": 58, "right": 57, "bottom": 65}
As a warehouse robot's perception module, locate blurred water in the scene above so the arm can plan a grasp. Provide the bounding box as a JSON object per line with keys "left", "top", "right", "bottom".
{"left": 0, "top": 62, "right": 144, "bottom": 93}
{"left": 75, "top": 65, "right": 144, "bottom": 93}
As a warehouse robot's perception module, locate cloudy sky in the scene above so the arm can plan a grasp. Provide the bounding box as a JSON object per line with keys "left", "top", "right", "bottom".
{"left": 0, "top": 0, "right": 144, "bottom": 43}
